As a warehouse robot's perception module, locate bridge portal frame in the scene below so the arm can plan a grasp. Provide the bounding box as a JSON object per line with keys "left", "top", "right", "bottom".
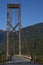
{"left": 7, "top": 4, "right": 21, "bottom": 57}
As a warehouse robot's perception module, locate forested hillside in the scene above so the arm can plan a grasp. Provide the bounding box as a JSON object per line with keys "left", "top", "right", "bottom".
{"left": 0, "top": 23, "right": 43, "bottom": 63}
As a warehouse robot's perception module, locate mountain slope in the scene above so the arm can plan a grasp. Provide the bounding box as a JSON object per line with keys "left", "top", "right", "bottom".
{"left": 22, "top": 23, "right": 43, "bottom": 39}
{"left": 0, "top": 22, "right": 43, "bottom": 54}
{"left": 0, "top": 23, "right": 43, "bottom": 63}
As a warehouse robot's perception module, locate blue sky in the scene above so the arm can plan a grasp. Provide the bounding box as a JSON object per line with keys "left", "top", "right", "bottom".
{"left": 0, "top": 0, "right": 43, "bottom": 30}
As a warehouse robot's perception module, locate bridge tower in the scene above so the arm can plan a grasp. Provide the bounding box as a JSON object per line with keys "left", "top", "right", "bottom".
{"left": 7, "top": 4, "right": 21, "bottom": 57}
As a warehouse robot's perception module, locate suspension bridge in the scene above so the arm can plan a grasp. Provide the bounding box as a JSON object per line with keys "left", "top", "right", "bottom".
{"left": 1, "top": 1, "right": 42, "bottom": 65}
{"left": 6, "top": 3, "right": 31, "bottom": 62}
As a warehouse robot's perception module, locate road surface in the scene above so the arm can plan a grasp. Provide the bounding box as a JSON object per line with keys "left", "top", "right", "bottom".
{"left": 2, "top": 62, "right": 43, "bottom": 65}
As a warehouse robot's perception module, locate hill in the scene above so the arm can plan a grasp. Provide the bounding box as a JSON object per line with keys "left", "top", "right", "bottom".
{"left": 0, "top": 23, "right": 43, "bottom": 52}
{"left": 22, "top": 23, "right": 43, "bottom": 39}
{"left": 0, "top": 23, "right": 43, "bottom": 63}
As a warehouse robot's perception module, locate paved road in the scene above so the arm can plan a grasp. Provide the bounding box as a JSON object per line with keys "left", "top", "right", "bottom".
{"left": 1, "top": 56, "right": 43, "bottom": 65}
{"left": 2, "top": 62, "right": 43, "bottom": 65}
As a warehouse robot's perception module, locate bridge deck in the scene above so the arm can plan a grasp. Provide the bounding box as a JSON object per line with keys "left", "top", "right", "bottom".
{"left": 2, "top": 55, "right": 42, "bottom": 65}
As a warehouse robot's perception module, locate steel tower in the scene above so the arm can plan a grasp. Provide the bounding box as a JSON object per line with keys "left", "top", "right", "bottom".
{"left": 7, "top": 4, "right": 21, "bottom": 57}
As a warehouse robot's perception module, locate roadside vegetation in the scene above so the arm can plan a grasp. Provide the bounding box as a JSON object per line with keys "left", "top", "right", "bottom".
{"left": 0, "top": 52, "right": 6, "bottom": 63}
